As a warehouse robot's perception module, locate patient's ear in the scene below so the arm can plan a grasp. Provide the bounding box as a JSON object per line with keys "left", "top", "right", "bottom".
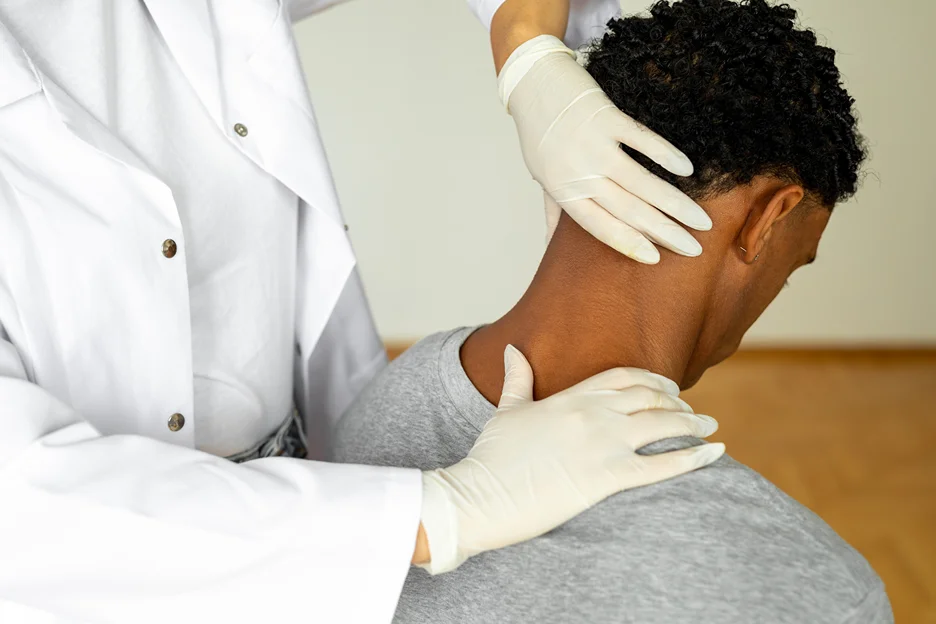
{"left": 738, "top": 184, "right": 805, "bottom": 263}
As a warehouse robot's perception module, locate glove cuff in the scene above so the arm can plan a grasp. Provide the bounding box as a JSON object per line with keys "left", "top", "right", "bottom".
{"left": 497, "top": 34, "right": 577, "bottom": 112}
{"left": 416, "top": 470, "right": 463, "bottom": 575}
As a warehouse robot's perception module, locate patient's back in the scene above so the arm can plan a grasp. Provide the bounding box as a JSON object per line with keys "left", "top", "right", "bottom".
{"left": 333, "top": 328, "right": 891, "bottom": 624}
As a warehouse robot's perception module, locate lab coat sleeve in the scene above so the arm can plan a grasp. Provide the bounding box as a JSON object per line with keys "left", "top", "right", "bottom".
{"left": 0, "top": 331, "right": 421, "bottom": 623}
{"left": 465, "top": 0, "right": 621, "bottom": 49}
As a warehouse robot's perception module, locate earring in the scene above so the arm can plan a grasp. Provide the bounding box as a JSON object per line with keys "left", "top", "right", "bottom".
{"left": 740, "top": 245, "right": 760, "bottom": 261}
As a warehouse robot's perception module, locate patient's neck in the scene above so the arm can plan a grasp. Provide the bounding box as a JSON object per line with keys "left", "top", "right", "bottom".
{"left": 461, "top": 216, "right": 719, "bottom": 404}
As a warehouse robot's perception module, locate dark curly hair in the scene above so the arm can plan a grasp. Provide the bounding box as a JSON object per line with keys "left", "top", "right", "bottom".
{"left": 585, "top": 0, "right": 865, "bottom": 207}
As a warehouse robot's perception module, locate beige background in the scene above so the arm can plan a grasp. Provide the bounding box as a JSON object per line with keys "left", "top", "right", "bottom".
{"left": 294, "top": 0, "right": 936, "bottom": 345}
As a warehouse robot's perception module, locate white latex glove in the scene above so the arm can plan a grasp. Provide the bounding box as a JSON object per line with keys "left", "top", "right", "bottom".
{"left": 499, "top": 35, "right": 713, "bottom": 264}
{"left": 418, "top": 345, "right": 725, "bottom": 574}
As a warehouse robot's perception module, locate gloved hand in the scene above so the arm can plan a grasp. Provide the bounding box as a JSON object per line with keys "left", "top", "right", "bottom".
{"left": 499, "top": 35, "right": 713, "bottom": 264}
{"left": 418, "top": 345, "right": 725, "bottom": 574}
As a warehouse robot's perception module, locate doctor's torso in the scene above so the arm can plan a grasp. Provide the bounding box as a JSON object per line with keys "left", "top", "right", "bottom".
{"left": 0, "top": 0, "right": 382, "bottom": 454}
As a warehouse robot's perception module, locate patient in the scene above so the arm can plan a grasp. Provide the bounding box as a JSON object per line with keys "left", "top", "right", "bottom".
{"left": 334, "top": 0, "right": 892, "bottom": 621}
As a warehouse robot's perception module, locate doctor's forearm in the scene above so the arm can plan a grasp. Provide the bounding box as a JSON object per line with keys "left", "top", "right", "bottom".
{"left": 411, "top": 522, "right": 431, "bottom": 565}
{"left": 490, "top": 0, "right": 570, "bottom": 73}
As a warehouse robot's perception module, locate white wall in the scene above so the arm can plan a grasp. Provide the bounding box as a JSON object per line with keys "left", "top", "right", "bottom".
{"left": 294, "top": 0, "right": 936, "bottom": 345}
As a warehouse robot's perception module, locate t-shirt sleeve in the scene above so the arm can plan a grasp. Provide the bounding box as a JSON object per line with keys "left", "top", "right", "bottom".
{"left": 839, "top": 583, "right": 894, "bottom": 624}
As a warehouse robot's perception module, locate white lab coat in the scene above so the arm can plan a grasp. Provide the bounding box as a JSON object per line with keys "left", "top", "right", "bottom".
{"left": 0, "top": 0, "right": 618, "bottom": 622}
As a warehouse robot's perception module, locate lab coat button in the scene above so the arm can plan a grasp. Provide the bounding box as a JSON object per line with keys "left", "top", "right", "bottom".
{"left": 162, "top": 239, "right": 177, "bottom": 258}
{"left": 167, "top": 413, "right": 185, "bottom": 432}
{"left": 233, "top": 123, "right": 249, "bottom": 137}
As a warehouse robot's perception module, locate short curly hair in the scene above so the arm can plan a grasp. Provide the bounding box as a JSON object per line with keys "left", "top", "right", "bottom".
{"left": 584, "top": 0, "right": 865, "bottom": 207}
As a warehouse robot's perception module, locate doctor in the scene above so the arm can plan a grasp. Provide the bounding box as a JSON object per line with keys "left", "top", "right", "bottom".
{"left": 0, "top": 0, "right": 719, "bottom": 622}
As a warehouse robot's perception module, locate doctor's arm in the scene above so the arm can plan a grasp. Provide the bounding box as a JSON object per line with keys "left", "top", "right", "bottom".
{"left": 0, "top": 325, "right": 425, "bottom": 622}
{"left": 488, "top": 0, "right": 568, "bottom": 72}
{"left": 473, "top": 0, "right": 715, "bottom": 263}
{"left": 0, "top": 325, "right": 723, "bottom": 621}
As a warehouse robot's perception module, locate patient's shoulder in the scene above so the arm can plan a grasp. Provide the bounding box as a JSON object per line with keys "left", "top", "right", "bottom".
{"left": 579, "top": 445, "right": 886, "bottom": 617}
{"left": 395, "top": 450, "right": 890, "bottom": 624}
{"left": 332, "top": 328, "right": 480, "bottom": 469}
{"left": 357, "top": 329, "right": 454, "bottom": 406}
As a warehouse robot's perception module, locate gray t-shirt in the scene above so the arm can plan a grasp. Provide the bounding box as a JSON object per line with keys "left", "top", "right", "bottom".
{"left": 333, "top": 328, "right": 892, "bottom": 624}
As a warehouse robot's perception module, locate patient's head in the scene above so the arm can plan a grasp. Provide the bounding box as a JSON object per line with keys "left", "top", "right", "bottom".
{"left": 585, "top": 0, "right": 864, "bottom": 208}
{"left": 539, "top": 0, "right": 865, "bottom": 388}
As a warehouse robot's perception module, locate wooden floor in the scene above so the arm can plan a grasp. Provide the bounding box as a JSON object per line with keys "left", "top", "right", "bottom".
{"left": 386, "top": 345, "right": 936, "bottom": 623}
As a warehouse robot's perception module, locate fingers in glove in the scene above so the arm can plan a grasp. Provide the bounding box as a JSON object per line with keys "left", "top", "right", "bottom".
{"left": 599, "top": 385, "right": 694, "bottom": 415}
{"left": 603, "top": 153, "right": 712, "bottom": 233}
{"left": 559, "top": 367, "right": 680, "bottom": 397}
{"left": 623, "top": 410, "right": 719, "bottom": 449}
{"left": 608, "top": 442, "right": 725, "bottom": 491}
{"left": 562, "top": 198, "right": 661, "bottom": 264}
{"left": 498, "top": 345, "right": 534, "bottom": 409}
{"left": 609, "top": 111, "right": 695, "bottom": 178}
{"left": 590, "top": 178, "right": 703, "bottom": 257}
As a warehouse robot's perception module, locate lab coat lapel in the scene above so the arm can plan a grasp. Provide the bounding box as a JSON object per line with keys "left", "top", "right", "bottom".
{"left": 243, "top": 2, "right": 346, "bottom": 226}
{"left": 142, "top": 0, "right": 343, "bottom": 225}
{"left": 141, "top": 0, "right": 225, "bottom": 125}
{"left": 40, "top": 80, "right": 163, "bottom": 184}
{"left": 0, "top": 17, "right": 176, "bottom": 219}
